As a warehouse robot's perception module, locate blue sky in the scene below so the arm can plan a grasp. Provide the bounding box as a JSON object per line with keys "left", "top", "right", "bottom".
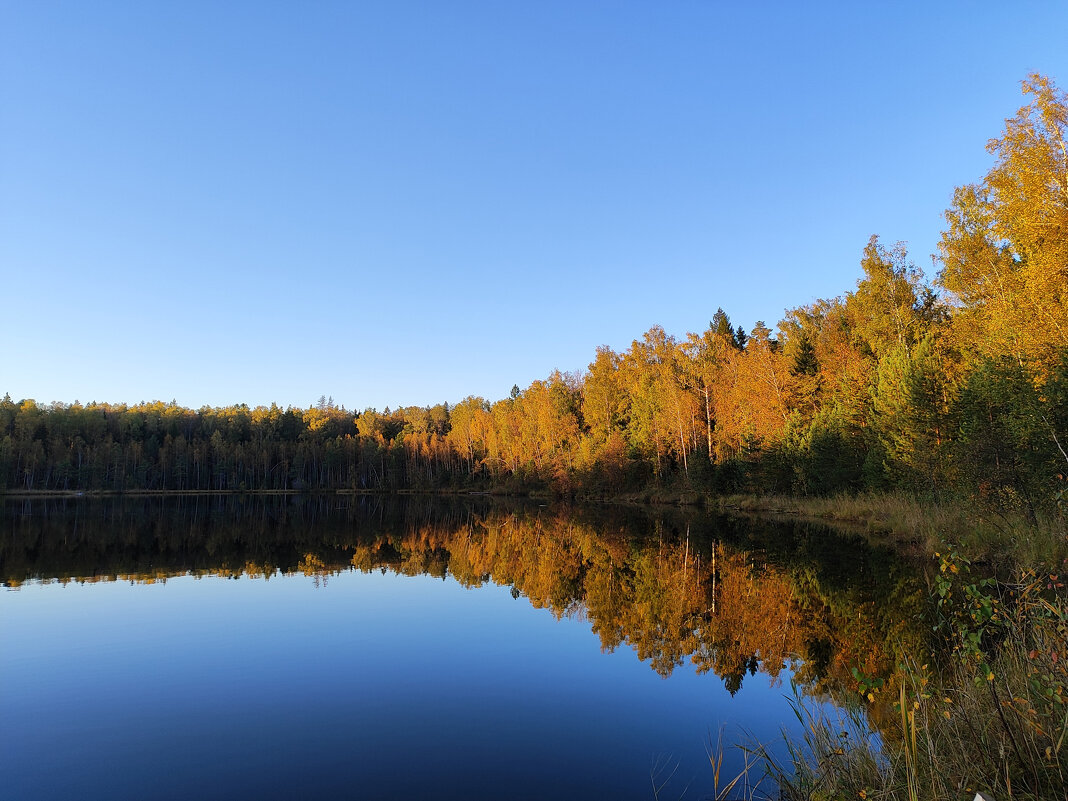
{"left": 3, "top": 2, "right": 1066, "bottom": 411}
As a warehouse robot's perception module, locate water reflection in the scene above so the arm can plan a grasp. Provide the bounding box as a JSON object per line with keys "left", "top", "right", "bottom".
{"left": 2, "top": 494, "right": 925, "bottom": 698}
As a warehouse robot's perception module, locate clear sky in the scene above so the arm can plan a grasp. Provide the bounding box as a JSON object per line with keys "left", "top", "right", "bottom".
{"left": 3, "top": 2, "right": 1066, "bottom": 411}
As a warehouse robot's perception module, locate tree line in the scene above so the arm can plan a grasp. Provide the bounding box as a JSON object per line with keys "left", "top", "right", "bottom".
{"left": 3, "top": 75, "right": 1067, "bottom": 514}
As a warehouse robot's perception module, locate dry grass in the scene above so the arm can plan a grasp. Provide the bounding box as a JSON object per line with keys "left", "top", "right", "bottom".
{"left": 733, "top": 557, "right": 1068, "bottom": 801}
{"left": 712, "top": 491, "right": 1067, "bottom": 565}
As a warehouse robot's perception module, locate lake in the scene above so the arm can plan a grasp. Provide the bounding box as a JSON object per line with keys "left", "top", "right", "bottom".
{"left": 0, "top": 495, "right": 918, "bottom": 800}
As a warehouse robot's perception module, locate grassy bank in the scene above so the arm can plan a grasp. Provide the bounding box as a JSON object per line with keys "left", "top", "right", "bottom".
{"left": 742, "top": 552, "right": 1068, "bottom": 801}
{"left": 695, "top": 493, "right": 1067, "bottom": 800}
{"left": 711, "top": 491, "right": 1068, "bottom": 568}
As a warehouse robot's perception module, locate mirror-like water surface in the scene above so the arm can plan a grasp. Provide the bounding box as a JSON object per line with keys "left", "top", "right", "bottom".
{"left": 1, "top": 496, "right": 921, "bottom": 800}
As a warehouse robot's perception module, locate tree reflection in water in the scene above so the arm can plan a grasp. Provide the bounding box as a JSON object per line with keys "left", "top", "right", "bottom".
{"left": 2, "top": 494, "right": 926, "bottom": 705}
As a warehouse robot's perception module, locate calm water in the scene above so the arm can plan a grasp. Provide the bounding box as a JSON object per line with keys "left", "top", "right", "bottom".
{"left": 0, "top": 496, "right": 917, "bottom": 800}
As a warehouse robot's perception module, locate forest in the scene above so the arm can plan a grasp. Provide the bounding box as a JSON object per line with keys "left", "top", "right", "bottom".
{"left": 3, "top": 76, "right": 1067, "bottom": 519}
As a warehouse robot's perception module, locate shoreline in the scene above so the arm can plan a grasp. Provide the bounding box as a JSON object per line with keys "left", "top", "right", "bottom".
{"left": 4, "top": 486, "right": 1062, "bottom": 563}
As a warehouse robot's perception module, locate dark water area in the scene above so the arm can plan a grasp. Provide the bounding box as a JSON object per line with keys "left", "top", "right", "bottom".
{"left": 0, "top": 495, "right": 923, "bottom": 800}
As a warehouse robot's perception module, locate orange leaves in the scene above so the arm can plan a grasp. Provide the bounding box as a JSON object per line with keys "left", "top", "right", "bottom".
{"left": 939, "top": 74, "right": 1068, "bottom": 370}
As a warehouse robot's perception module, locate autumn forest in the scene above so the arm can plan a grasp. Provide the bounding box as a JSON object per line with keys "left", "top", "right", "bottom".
{"left": 3, "top": 76, "right": 1067, "bottom": 517}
